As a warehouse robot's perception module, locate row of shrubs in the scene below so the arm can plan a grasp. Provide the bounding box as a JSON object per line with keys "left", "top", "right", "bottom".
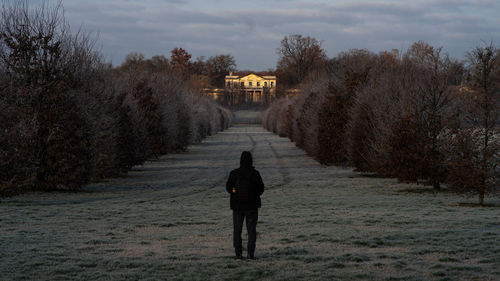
{"left": 0, "top": 2, "right": 232, "bottom": 195}
{"left": 263, "top": 43, "right": 499, "bottom": 205}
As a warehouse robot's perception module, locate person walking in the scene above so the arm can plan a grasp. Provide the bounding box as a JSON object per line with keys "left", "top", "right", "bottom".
{"left": 226, "top": 151, "right": 264, "bottom": 260}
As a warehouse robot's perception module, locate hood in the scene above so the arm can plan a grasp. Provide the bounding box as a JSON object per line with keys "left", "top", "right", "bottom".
{"left": 240, "top": 151, "right": 253, "bottom": 168}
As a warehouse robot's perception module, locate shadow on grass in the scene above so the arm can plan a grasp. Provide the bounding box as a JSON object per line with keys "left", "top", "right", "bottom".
{"left": 448, "top": 202, "right": 500, "bottom": 208}
{"left": 358, "top": 173, "right": 389, "bottom": 178}
{"left": 259, "top": 247, "right": 309, "bottom": 259}
{"left": 396, "top": 187, "right": 452, "bottom": 194}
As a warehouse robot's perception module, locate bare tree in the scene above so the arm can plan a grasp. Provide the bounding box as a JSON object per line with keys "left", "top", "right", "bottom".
{"left": 277, "top": 34, "right": 326, "bottom": 86}
{"left": 0, "top": 1, "right": 234, "bottom": 196}
{"left": 446, "top": 43, "right": 499, "bottom": 206}
{"left": 318, "top": 49, "right": 376, "bottom": 165}
{"left": 170, "top": 47, "right": 191, "bottom": 79}
{"left": 206, "top": 54, "right": 236, "bottom": 88}
{"left": 403, "top": 41, "right": 460, "bottom": 189}
{"left": 0, "top": 0, "right": 100, "bottom": 192}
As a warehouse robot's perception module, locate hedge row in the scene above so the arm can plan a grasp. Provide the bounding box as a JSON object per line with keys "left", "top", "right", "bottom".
{"left": 0, "top": 2, "right": 232, "bottom": 195}
{"left": 263, "top": 45, "right": 499, "bottom": 205}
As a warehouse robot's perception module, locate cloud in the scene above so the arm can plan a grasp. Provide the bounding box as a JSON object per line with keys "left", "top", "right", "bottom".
{"left": 60, "top": 0, "right": 500, "bottom": 69}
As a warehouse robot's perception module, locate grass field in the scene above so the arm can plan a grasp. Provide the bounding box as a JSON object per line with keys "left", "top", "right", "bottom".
{"left": 1, "top": 121, "right": 499, "bottom": 280}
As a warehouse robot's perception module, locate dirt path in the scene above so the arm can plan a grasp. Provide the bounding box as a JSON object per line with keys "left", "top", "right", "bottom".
{"left": 1, "top": 124, "right": 499, "bottom": 281}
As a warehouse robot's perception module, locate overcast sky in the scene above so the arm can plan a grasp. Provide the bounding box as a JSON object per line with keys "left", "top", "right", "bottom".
{"left": 58, "top": 0, "right": 500, "bottom": 70}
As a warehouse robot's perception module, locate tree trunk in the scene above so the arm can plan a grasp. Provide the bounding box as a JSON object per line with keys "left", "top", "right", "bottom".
{"left": 478, "top": 191, "right": 484, "bottom": 206}
{"left": 433, "top": 181, "right": 440, "bottom": 190}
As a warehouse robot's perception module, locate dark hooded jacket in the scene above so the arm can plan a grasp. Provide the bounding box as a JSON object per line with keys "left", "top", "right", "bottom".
{"left": 226, "top": 151, "right": 264, "bottom": 210}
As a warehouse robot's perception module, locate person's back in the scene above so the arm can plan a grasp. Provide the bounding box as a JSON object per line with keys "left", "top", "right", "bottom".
{"left": 226, "top": 151, "right": 264, "bottom": 259}
{"left": 227, "top": 166, "right": 264, "bottom": 211}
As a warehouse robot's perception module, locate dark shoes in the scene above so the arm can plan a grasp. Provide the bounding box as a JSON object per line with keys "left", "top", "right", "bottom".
{"left": 234, "top": 254, "right": 257, "bottom": 260}
{"left": 234, "top": 250, "right": 256, "bottom": 260}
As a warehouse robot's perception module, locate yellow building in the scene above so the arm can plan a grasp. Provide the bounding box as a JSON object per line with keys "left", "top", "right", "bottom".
{"left": 224, "top": 72, "right": 276, "bottom": 103}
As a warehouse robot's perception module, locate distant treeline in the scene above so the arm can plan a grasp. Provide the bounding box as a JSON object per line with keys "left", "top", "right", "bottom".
{"left": 0, "top": 2, "right": 232, "bottom": 195}
{"left": 265, "top": 36, "right": 499, "bottom": 206}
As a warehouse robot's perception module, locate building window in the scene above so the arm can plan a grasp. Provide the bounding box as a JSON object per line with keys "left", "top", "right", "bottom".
{"left": 249, "top": 81, "right": 252, "bottom": 86}
{"left": 227, "top": 81, "right": 231, "bottom": 87}
{"left": 271, "top": 82, "right": 274, "bottom": 88}
{"left": 257, "top": 82, "right": 260, "bottom": 86}
{"left": 264, "top": 82, "right": 267, "bottom": 87}
{"left": 240, "top": 82, "right": 244, "bottom": 87}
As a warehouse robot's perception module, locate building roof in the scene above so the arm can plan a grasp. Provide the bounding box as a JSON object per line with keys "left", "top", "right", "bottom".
{"left": 225, "top": 72, "right": 276, "bottom": 79}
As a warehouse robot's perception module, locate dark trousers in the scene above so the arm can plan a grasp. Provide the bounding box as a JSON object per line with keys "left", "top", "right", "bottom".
{"left": 233, "top": 209, "right": 258, "bottom": 256}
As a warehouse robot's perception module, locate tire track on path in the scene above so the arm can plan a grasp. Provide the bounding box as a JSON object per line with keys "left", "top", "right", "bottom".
{"left": 265, "top": 136, "right": 291, "bottom": 191}
{"left": 206, "top": 125, "right": 258, "bottom": 191}
{"left": 206, "top": 129, "right": 241, "bottom": 190}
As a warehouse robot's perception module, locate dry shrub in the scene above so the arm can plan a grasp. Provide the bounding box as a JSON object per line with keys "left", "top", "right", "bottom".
{"left": 346, "top": 94, "right": 375, "bottom": 171}
{"left": 387, "top": 115, "right": 428, "bottom": 182}
{"left": 315, "top": 50, "right": 376, "bottom": 165}
{"left": 189, "top": 96, "right": 232, "bottom": 143}
{"left": 445, "top": 128, "right": 499, "bottom": 205}
{"left": 0, "top": 105, "right": 38, "bottom": 194}
{"left": 294, "top": 80, "right": 328, "bottom": 158}
{"left": 285, "top": 96, "right": 303, "bottom": 148}
{"left": 264, "top": 50, "right": 376, "bottom": 164}
{"left": 277, "top": 100, "right": 294, "bottom": 138}
{"left": 264, "top": 41, "right": 498, "bottom": 204}
{"left": 0, "top": 1, "right": 96, "bottom": 192}
{"left": 265, "top": 43, "right": 497, "bottom": 205}
{"left": 317, "top": 85, "right": 352, "bottom": 164}
{"left": 111, "top": 62, "right": 232, "bottom": 158}
{"left": 347, "top": 45, "right": 462, "bottom": 190}
{"left": 263, "top": 98, "right": 293, "bottom": 137}
{"left": 191, "top": 98, "right": 214, "bottom": 142}
{"left": 443, "top": 43, "right": 500, "bottom": 205}
{"left": 345, "top": 52, "right": 402, "bottom": 171}
{"left": 262, "top": 101, "right": 279, "bottom": 133}
{"left": 0, "top": 1, "right": 232, "bottom": 196}
{"left": 150, "top": 73, "right": 190, "bottom": 152}
{"left": 218, "top": 106, "right": 233, "bottom": 131}
{"left": 353, "top": 78, "right": 397, "bottom": 176}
